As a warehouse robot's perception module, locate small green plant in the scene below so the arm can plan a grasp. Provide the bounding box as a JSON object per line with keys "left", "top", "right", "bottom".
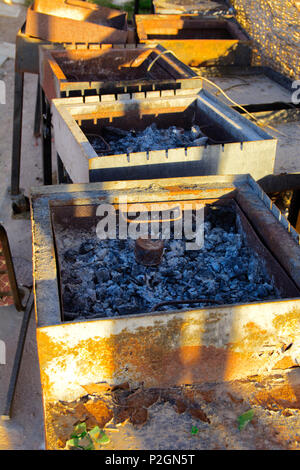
{"left": 237, "top": 409, "right": 254, "bottom": 431}
{"left": 91, "top": 0, "right": 151, "bottom": 20}
{"left": 66, "top": 422, "right": 110, "bottom": 450}
{"left": 190, "top": 425, "right": 199, "bottom": 435}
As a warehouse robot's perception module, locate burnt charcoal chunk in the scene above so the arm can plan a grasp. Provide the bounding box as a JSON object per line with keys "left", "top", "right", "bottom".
{"left": 65, "top": 271, "right": 82, "bottom": 285}
{"left": 62, "top": 291, "right": 74, "bottom": 311}
{"left": 79, "top": 241, "right": 96, "bottom": 255}
{"left": 64, "top": 248, "right": 78, "bottom": 262}
{"left": 117, "top": 303, "right": 138, "bottom": 315}
{"left": 106, "top": 285, "right": 122, "bottom": 297}
{"left": 63, "top": 290, "right": 87, "bottom": 313}
{"left": 111, "top": 271, "right": 124, "bottom": 283}
{"left": 63, "top": 311, "right": 79, "bottom": 321}
{"left": 186, "top": 251, "right": 198, "bottom": 260}
{"left": 207, "top": 206, "right": 236, "bottom": 231}
{"left": 131, "top": 264, "right": 145, "bottom": 277}
{"left": 95, "top": 268, "right": 111, "bottom": 283}
{"left": 92, "top": 303, "right": 104, "bottom": 314}
{"left": 160, "top": 268, "right": 177, "bottom": 278}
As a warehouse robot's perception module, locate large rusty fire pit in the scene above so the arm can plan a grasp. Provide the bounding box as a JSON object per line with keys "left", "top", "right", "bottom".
{"left": 31, "top": 175, "right": 300, "bottom": 412}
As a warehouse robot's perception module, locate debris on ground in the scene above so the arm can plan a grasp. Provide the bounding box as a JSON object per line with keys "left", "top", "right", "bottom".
{"left": 45, "top": 371, "right": 300, "bottom": 450}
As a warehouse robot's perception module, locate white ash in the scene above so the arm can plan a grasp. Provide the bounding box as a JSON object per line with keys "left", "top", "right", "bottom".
{"left": 88, "top": 124, "right": 209, "bottom": 155}
{"left": 55, "top": 206, "right": 280, "bottom": 321}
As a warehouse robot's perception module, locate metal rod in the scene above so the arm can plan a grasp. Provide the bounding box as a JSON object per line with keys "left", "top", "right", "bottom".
{"left": 10, "top": 71, "right": 24, "bottom": 196}
{"left": 151, "top": 298, "right": 223, "bottom": 312}
{"left": 41, "top": 91, "right": 52, "bottom": 185}
{"left": 1, "top": 291, "right": 34, "bottom": 420}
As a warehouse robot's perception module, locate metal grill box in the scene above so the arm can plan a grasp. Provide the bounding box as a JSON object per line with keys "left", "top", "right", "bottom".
{"left": 135, "top": 15, "right": 251, "bottom": 67}
{"left": 39, "top": 43, "right": 201, "bottom": 101}
{"left": 51, "top": 90, "right": 276, "bottom": 183}
{"left": 30, "top": 175, "right": 300, "bottom": 418}
{"left": 25, "top": 0, "right": 128, "bottom": 44}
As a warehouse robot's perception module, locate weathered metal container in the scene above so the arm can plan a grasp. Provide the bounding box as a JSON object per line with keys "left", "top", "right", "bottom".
{"left": 51, "top": 89, "right": 276, "bottom": 183}
{"left": 25, "top": 0, "right": 128, "bottom": 44}
{"left": 30, "top": 174, "right": 300, "bottom": 449}
{"left": 11, "top": 11, "right": 131, "bottom": 200}
{"left": 135, "top": 15, "right": 251, "bottom": 67}
{"left": 39, "top": 43, "right": 201, "bottom": 101}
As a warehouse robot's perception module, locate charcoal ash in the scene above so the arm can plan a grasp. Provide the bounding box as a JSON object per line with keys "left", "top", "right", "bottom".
{"left": 87, "top": 123, "right": 209, "bottom": 156}
{"left": 55, "top": 206, "right": 280, "bottom": 322}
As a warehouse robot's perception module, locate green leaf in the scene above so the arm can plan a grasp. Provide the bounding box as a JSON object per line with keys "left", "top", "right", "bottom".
{"left": 88, "top": 426, "right": 110, "bottom": 445}
{"left": 71, "top": 422, "right": 87, "bottom": 439}
{"left": 88, "top": 426, "right": 101, "bottom": 440}
{"left": 66, "top": 438, "right": 79, "bottom": 448}
{"left": 190, "top": 426, "right": 199, "bottom": 435}
{"left": 98, "top": 432, "right": 110, "bottom": 445}
{"left": 238, "top": 409, "right": 254, "bottom": 431}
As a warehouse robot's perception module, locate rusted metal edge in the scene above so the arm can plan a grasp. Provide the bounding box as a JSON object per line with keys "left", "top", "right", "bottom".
{"left": 39, "top": 43, "right": 201, "bottom": 102}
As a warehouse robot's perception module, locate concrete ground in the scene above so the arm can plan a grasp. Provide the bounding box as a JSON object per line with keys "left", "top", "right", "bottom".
{"left": 0, "top": 1, "right": 299, "bottom": 451}
{"left": 0, "top": 4, "right": 45, "bottom": 450}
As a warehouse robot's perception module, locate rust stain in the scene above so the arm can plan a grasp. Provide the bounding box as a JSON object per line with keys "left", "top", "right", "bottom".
{"left": 272, "top": 311, "right": 300, "bottom": 334}
{"left": 146, "top": 39, "right": 240, "bottom": 67}
{"left": 37, "top": 308, "right": 298, "bottom": 401}
{"left": 252, "top": 383, "right": 300, "bottom": 410}
{"left": 228, "top": 321, "right": 275, "bottom": 353}
{"left": 37, "top": 314, "right": 284, "bottom": 400}
{"left": 273, "top": 356, "right": 298, "bottom": 370}
{"left": 37, "top": 330, "right": 66, "bottom": 365}
{"left": 166, "top": 186, "right": 234, "bottom": 196}
{"left": 83, "top": 400, "right": 113, "bottom": 427}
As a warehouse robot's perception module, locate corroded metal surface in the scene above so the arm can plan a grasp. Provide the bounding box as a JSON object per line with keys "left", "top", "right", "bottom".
{"left": 30, "top": 175, "right": 300, "bottom": 418}
{"left": 36, "top": 302, "right": 300, "bottom": 404}
{"left": 39, "top": 43, "right": 201, "bottom": 101}
{"left": 135, "top": 15, "right": 251, "bottom": 67}
{"left": 25, "top": 0, "right": 128, "bottom": 44}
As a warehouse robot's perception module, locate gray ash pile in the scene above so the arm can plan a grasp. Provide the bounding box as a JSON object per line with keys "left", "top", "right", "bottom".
{"left": 87, "top": 124, "right": 209, "bottom": 155}
{"left": 58, "top": 206, "right": 279, "bottom": 321}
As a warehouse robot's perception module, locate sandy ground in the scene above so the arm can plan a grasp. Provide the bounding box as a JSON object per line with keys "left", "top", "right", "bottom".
{"left": 0, "top": 2, "right": 299, "bottom": 451}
